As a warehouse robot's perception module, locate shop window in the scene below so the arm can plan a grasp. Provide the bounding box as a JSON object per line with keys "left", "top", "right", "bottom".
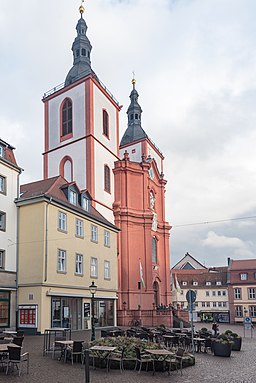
{"left": 0, "top": 291, "right": 10, "bottom": 327}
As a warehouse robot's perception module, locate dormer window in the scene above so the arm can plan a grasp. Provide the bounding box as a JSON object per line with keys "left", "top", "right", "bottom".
{"left": 206, "top": 281, "right": 211, "bottom": 286}
{"left": 182, "top": 281, "right": 187, "bottom": 286}
{"left": 82, "top": 195, "right": 89, "bottom": 211}
{"left": 193, "top": 281, "right": 198, "bottom": 286}
{"left": 216, "top": 281, "right": 222, "bottom": 286}
{"left": 69, "top": 190, "right": 77, "bottom": 205}
{"left": 0, "top": 146, "right": 4, "bottom": 157}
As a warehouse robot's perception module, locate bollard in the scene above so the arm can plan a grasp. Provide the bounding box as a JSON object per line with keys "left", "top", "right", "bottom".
{"left": 84, "top": 347, "right": 90, "bottom": 383}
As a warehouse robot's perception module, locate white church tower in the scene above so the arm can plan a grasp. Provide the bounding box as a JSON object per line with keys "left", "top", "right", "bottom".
{"left": 42, "top": 5, "right": 121, "bottom": 222}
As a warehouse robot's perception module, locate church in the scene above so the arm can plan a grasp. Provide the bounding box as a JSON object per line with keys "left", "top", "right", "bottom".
{"left": 17, "top": 3, "right": 172, "bottom": 332}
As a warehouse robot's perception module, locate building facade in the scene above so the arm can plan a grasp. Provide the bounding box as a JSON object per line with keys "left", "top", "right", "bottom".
{"left": 16, "top": 176, "right": 118, "bottom": 334}
{"left": 0, "top": 139, "right": 22, "bottom": 329}
{"left": 228, "top": 258, "right": 256, "bottom": 324}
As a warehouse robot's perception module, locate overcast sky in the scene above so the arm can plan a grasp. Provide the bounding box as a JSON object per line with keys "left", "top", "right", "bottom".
{"left": 1, "top": 0, "right": 256, "bottom": 267}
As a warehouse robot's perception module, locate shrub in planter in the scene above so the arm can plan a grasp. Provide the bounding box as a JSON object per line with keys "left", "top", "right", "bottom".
{"left": 224, "top": 331, "right": 242, "bottom": 351}
{"left": 212, "top": 334, "right": 232, "bottom": 357}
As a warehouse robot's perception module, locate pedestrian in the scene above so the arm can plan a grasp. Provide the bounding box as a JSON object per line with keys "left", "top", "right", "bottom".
{"left": 212, "top": 322, "right": 218, "bottom": 336}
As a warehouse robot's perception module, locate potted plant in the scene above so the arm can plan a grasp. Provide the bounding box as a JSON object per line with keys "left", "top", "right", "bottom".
{"left": 224, "top": 330, "right": 242, "bottom": 351}
{"left": 212, "top": 334, "right": 232, "bottom": 357}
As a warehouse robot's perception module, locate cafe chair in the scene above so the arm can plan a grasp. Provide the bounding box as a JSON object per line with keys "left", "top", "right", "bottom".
{"left": 52, "top": 336, "right": 66, "bottom": 360}
{"left": 134, "top": 347, "right": 154, "bottom": 374}
{"left": 107, "top": 347, "right": 125, "bottom": 373}
{"left": 167, "top": 347, "right": 185, "bottom": 375}
{"left": 12, "top": 336, "right": 24, "bottom": 347}
{"left": 5, "top": 346, "right": 29, "bottom": 376}
{"left": 66, "top": 341, "right": 84, "bottom": 364}
{"left": 203, "top": 338, "right": 213, "bottom": 353}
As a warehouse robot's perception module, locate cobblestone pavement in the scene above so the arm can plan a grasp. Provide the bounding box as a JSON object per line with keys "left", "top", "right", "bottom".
{"left": 1, "top": 324, "right": 255, "bottom": 383}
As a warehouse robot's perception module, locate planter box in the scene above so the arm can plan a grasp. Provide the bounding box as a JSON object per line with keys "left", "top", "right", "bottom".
{"left": 232, "top": 337, "right": 242, "bottom": 351}
{"left": 213, "top": 341, "right": 232, "bottom": 357}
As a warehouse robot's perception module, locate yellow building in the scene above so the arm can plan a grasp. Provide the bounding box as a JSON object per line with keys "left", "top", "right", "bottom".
{"left": 16, "top": 176, "right": 118, "bottom": 334}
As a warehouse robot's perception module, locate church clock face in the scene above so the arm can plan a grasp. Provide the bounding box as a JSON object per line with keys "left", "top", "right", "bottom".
{"left": 148, "top": 168, "right": 154, "bottom": 180}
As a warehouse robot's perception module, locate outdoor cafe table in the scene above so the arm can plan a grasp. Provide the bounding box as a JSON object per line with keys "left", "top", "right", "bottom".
{"left": 90, "top": 346, "right": 116, "bottom": 369}
{"left": 162, "top": 335, "right": 177, "bottom": 347}
{"left": 145, "top": 349, "right": 174, "bottom": 375}
{"left": 55, "top": 340, "right": 74, "bottom": 362}
{"left": 193, "top": 337, "right": 206, "bottom": 353}
{"left": 3, "top": 331, "right": 17, "bottom": 337}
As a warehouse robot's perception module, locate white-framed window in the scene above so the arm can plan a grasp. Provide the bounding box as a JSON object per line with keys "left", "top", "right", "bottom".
{"left": 218, "top": 302, "right": 222, "bottom": 307}
{"left": 248, "top": 288, "right": 256, "bottom": 299}
{"left": 240, "top": 273, "right": 248, "bottom": 281}
{"left": 90, "top": 257, "right": 98, "bottom": 277}
{"left": 249, "top": 306, "right": 256, "bottom": 317}
{"left": 0, "top": 212, "right": 6, "bottom": 231}
{"left": 206, "top": 281, "right": 211, "bottom": 286}
{"left": 223, "top": 301, "right": 227, "bottom": 307}
{"left": 0, "top": 146, "right": 4, "bottom": 157}
{"left": 57, "top": 249, "right": 66, "bottom": 273}
{"left": 222, "top": 291, "right": 226, "bottom": 296}
{"left": 0, "top": 175, "right": 6, "bottom": 194}
{"left": 213, "top": 302, "right": 217, "bottom": 307}
{"left": 69, "top": 190, "right": 77, "bottom": 205}
{"left": 202, "top": 302, "right": 206, "bottom": 307}
{"left": 75, "top": 218, "right": 84, "bottom": 237}
{"left": 212, "top": 291, "right": 216, "bottom": 296}
{"left": 104, "top": 230, "right": 110, "bottom": 247}
{"left": 91, "top": 225, "right": 98, "bottom": 242}
{"left": 217, "top": 291, "right": 221, "bottom": 296}
{"left": 0, "top": 250, "right": 5, "bottom": 269}
{"left": 206, "top": 302, "right": 210, "bottom": 307}
{"left": 235, "top": 305, "right": 243, "bottom": 317}
{"left": 58, "top": 211, "right": 67, "bottom": 231}
{"left": 182, "top": 281, "right": 187, "bottom": 286}
{"left": 234, "top": 288, "right": 241, "bottom": 299}
{"left": 216, "top": 281, "right": 222, "bottom": 285}
{"left": 82, "top": 195, "right": 89, "bottom": 211}
{"left": 193, "top": 281, "right": 198, "bottom": 286}
{"left": 104, "top": 260, "right": 110, "bottom": 279}
{"left": 206, "top": 291, "right": 210, "bottom": 297}
{"left": 75, "top": 253, "right": 83, "bottom": 275}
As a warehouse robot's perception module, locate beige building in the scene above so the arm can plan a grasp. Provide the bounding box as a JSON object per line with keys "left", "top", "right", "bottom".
{"left": 0, "top": 139, "right": 22, "bottom": 330}
{"left": 16, "top": 176, "right": 118, "bottom": 334}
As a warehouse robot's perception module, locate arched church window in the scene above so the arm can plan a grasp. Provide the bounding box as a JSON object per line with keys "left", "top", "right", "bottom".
{"left": 104, "top": 165, "right": 111, "bottom": 193}
{"left": 135, "top": 114, "right": 138, "bottom": 119}
{"left": 152, "top": 236, "right": 157, "bottom": 264}
{"left": 59, "top": 156, "right": 73, "bottom": 182}
{"left": 82, "top": 48, "right": 86, "bottom": 56}
{"left": 61, "top": 98, "right": 73, "bottom": 139}
{"left": 103, "top": 110, "right": 109, "bottom": 138}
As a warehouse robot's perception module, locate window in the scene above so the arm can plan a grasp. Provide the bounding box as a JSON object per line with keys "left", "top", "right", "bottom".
{"left": 254, "top": 272, "right": 256, "bottom": 280}
{"left": 104, "top": 230, "right": 110, "bottom": 247}
{"left": 193, "top": 281, "right": 198, "bottom": 286}
{"left": 218, "top": 302, "right": 222, "bottom": 307}
{"left": 202, "top": 302, "right": 206, "bottom": 307}
{"left": 249, "top": 306, "right": 256, "bottom": 317}
{"left": 57, "top": 249, "right": 66, "bottom": 273}
{"left": 0, "top": 146, "right": 4, "bottom": 157}
{"left": 69, "top": 190, "right": 77, "bottom": 205}
{"left": 104, "top": 261, "right": 110, "bottom": 279}
{"left": 61, "top": 98, "right": 72, "bottom": 137}
{"left": 58, "top": 211, "right": 67, "bottom": 231}
{"left": 75, "top": 219, "right": 84, "bottom": 237}
{"left": 206, "top": 302, "right": 210, "bottom": 307}
{"left": 152, "top": 237, "right": 157, "bottom": 263}
{"left": 104, "top": 165, "right": 111, "bottom": 193}
{"left": 217, "top": 291, "right": 221, "bottom": 296}
{"left": 212, "top": 291, "right": 216, "bottom": 296}
{"left": 216, "top": 281, "right": 222, "bottom": 285}
{"left": 91, "top": 225, "right": 98, "bottom": 242}
{"left": 103, "top": 110, "right": 109, "bottom": 137}
{"left": 182, "top": 281, "right": 187, "bottom": 286}
{"left": 75, "top": 254, "right": 83, "bottom": 275}
{"left": 223, "top": 301, "right": 227, "bottom": 307}
{"left": 234, "top": 288, "right": 241, "bottom": 299}
{"left": 0, "top": 250, "right": 5, "bottom": 269}
{"left": 240, "top": 273, "right": 248, "bottom": 281}
{"left": 82, "top": 48, "right": 86, "bottom": 56}
{"left": 248, "top": 288, "right": 256, "bottom": 299}
{"left": 222, "top": 291, "right": 226, "bottom": 296}
{"left": 213, "top": 302, "right": 217, "bottom": 307}
{"left": 235, "top": 306, "right": 243, "bottom": 317}
{"left": 0, "top": 212, "right": 6, "bottom": 231}
{"left": 82, "top": 195, "right": 89, "bottom": 211}
{"left": 90, "top": 257, "right": 98, "bottom": 278}
{"left": 206, "top": 291, "right": 210, "bottom": 297}
{"left": 206, "top": 281, "right": 211, "bottom": 286}
{"left": 0, "top": 176, "right": 6, "bottom": 194}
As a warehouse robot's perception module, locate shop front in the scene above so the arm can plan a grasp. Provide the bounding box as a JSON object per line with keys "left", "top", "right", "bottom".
{"left": 51, "top": 297, "right": 82, "bottom": 330}
{"left": 200, "top": 311, "right": 230, "bottom": 323}
{"left": 0, "top": 291, "right": 10, "bottom": 328}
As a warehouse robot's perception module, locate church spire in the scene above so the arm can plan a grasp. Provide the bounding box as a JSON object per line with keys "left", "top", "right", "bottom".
{"left": 120, "top": 77, "right": 148, "bottom": 147}
{"left": 65, "top": 3, "right": 93, "bottom": 86}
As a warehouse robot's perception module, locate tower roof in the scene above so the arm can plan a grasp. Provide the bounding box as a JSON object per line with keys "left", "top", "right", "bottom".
{"left": 120, "top": 79, "right": 148, "bottom": 147}
{"left": 65, "top": 5, "right": 96, "bottom": 86}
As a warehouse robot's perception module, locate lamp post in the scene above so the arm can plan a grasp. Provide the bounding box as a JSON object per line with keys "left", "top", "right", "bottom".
{"left": 89, "top": 281, "right": 97, "bottom": 341}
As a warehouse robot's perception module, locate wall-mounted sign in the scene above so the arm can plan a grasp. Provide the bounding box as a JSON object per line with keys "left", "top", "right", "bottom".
{"left": 84, "top": 303, "right": 90, "bottom": 319}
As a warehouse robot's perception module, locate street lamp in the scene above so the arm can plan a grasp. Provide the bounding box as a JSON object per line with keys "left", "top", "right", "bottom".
{"left": 89, "top": 281, "right": 97, "bottom": 341}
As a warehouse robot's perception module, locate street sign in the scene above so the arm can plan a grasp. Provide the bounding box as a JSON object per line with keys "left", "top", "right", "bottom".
{"left": 186, "top": 290, "right": 197, "bottom": 303}
{"left": 244, "top": 316, "right": 252, "bottom": 324}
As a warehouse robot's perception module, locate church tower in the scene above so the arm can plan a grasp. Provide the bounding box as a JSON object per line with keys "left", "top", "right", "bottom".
{"left": 114, "top": 79, "right": 171, "bottom": 322}
{"left": 42, "top": 5, "right": 121, "bottom": 222}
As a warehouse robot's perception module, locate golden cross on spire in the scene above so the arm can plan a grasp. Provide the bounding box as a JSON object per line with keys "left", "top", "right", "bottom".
{"left": 132, "top": 71, "right": 136, "bottom": 86}
{"left": 79, "top": 0, "right": 85, "bottom": 15}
